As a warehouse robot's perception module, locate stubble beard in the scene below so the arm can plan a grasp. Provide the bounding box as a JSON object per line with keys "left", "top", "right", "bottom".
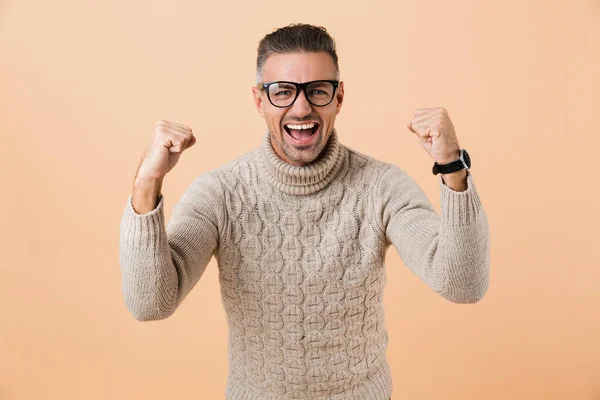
{"left": 277, "top": 130, "right": 328, "bottom": 166}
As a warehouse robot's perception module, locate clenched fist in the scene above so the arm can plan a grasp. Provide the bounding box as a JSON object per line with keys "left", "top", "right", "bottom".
{"left": 406, "top": 107, "right": 461, "bottom": 165}
{"left": 135, "top": 120, "right": 197, "bottom": 181}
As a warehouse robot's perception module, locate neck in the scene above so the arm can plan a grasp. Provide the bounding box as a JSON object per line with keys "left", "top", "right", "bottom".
{"left": 257, "top": 128, "right": 346, "bottom": 196}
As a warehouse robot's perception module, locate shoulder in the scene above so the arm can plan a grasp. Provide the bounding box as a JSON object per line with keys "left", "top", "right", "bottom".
{"left": 190, "top": 147, "right": 258, "bottom": 189}
{"left": 340, "top": 144, "right": 427, "bottom": 202}
{"left": 174, "top": 149, "right": 257, "bottom": 230}
{"left": 341, "top": 144, "right": 402, "bottom": 186}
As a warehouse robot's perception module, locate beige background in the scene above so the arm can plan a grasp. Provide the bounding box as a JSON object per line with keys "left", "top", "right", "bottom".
{"left": 1, "top": 0, "right": 599, "bottom": 399}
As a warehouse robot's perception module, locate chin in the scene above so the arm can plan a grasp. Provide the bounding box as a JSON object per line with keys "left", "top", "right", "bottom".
{"left": 284, "top": 134, "right": 327, "bottom": 165}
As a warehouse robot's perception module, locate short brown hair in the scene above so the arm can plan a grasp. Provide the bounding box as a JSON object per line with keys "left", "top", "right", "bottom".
{"left": 256, "top": 23, "right": 340, "bottom": 83}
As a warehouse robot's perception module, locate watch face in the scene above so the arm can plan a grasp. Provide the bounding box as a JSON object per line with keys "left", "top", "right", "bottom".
{"left": 463, "top": 149, "right": 471, "bottom": 168}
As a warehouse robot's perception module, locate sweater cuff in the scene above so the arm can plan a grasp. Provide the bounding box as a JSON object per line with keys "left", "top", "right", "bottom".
{"left": 439, "top": 171, "right": 484, "bottom": 227}
{"left": 120, "top": 193, "right": 166, "bottom": 251}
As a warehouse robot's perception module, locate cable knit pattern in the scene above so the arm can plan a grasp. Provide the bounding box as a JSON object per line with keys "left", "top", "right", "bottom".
{"left": 119, "top": 128, "right": 490, "bottom": 400}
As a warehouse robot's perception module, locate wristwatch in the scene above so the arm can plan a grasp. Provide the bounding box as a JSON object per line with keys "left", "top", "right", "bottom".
{"left": 432, "top": 149, "right": 471, "bottom": 175}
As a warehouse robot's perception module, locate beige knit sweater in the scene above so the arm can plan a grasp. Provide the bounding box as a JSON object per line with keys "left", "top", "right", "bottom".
{"left": 119, "top": 128, "right": 490, "bottom": 400}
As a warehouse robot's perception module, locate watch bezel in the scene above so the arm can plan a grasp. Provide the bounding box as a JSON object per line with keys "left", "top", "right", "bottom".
{"left": 461, "top": 149, "right": 471, "bottom": 169}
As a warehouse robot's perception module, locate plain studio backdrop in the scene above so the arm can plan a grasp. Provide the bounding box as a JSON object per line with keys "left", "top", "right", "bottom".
{"left": 1, "top": 1, "right": 599, "bottom": 399}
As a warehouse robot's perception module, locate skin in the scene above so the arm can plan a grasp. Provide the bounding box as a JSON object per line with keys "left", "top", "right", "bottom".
{"left": 252, "top": 51, "right": 344, "bottom": 167}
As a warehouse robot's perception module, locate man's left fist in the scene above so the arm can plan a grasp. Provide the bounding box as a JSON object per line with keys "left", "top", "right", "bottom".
{"left": 406, "top": 107, "right": 461, "bottom": 164}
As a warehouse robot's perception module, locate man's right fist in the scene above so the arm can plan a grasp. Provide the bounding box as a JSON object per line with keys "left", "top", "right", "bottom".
{"left": 135, "top": 120, "right": 197, "bottom": 181}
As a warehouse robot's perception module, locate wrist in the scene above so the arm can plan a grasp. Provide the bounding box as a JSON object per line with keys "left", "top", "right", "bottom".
{"left": 440, "top": 169, "right": 468, "bottom": 191}
{"left": 134, "top": 176, "right": 163, "bottom": 187}
{"left": 435, "top": 150, "right": 461, "bottom": 165}
{"left": 132, "top": 176, "right": 163, "bottom": 214}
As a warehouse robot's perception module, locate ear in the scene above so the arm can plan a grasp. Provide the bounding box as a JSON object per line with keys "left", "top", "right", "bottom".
{"left": 335, "top": 81, "right": 345, "bottom": 115}
{"left": 252, "top": 86, "right": 265, "bottom": 118}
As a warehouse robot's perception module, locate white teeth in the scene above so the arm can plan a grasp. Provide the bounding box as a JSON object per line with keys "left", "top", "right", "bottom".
{"left": 286, "top": 123, "right": 315, "bottom": 130}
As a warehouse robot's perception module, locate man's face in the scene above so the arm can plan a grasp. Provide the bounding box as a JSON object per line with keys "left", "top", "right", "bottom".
{"left": 252, "top": 52, "right": 345, "bottom": 166}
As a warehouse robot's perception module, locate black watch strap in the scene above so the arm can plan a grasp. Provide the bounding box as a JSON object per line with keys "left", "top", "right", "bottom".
{"left": 432, "top": 149, "right": 471, "bottom": 175}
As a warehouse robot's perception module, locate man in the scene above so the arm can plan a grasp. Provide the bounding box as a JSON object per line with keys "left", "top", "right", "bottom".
{"left": 120, "top": 23, "right": 490, "bottom": 400}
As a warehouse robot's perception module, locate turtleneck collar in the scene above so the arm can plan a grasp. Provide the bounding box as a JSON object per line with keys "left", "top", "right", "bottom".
{"left": 257, "top": 128, "right": 346, "bottom": 196}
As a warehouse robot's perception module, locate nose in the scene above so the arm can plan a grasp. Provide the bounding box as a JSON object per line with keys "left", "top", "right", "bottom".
{"left": 290, "top": 88, "right": 312, "bottom": 117}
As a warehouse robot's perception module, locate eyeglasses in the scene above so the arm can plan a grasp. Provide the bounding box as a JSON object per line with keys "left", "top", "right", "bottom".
{"left": 257, "top": 80, "right": 339, "bottom": 108}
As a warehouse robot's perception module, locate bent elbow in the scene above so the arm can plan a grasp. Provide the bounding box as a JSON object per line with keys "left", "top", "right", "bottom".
{"left": 123, "top": 295, "right": 177, "bottom": 322}
{"left": 441, "top": 277, "right": 489, "bottom": 304}
{"left": 128, "top": 306, "right": 174, "bottom": 322}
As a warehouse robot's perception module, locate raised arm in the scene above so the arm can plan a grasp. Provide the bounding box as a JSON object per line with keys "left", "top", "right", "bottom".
{"left": 377, "top": 165, "right": 490, "bottom": 303}
{"left": 118, "top": 120, "right": 222, "bottom": 321}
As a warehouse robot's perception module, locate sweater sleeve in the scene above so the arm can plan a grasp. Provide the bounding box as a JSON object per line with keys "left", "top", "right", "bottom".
{"left": 377, "top": 165, "right": 490, "bottom": 303}
{"left": 119, "top": 172, "right": 223, "bottom": 321}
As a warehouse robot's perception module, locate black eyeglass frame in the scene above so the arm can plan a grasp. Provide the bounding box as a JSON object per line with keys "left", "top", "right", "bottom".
{"left": 257, "top": 80, "right": 340, "bottom": 108}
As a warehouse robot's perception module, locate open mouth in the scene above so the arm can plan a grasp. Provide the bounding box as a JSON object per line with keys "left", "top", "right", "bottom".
{"left": 283, "top": 122, "right": 320, "bottom": 143}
